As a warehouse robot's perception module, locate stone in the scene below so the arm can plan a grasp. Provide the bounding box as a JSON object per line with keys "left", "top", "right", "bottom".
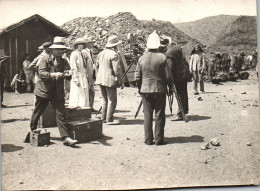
{"left": 210, "top": 137, "right": 220, "bottom": 146}
{"left": 201, "top": 142, "right": 210, "bottom": 150}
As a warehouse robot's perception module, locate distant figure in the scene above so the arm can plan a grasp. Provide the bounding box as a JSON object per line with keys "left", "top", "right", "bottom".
{"left": 96, "top": 35, "right": 125, "bottom": 125}
{"left": 135, "top": 32, "right": 173, "bottom": 145}
{"left": 11, "top": 69, "right": 26, "bottom": 94}
{"left": 69, "top": 38, "right": 90, "bottom": 108}
{"left": 237, "top": 51, "right": 245, "bottom": 71}
{"left": 189, "top": 44, "right": 206, "bottom": 95}
{"left": 23, "top": 54, "right": 34, "bottom": 92}
{"left": 0, "top": 53, "right": 9, "bottom": 108}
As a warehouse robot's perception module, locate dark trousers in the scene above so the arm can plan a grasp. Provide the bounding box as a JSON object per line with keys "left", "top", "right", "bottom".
{"left": 30, "top": 96, "right": 70, "bottom": 138}
{"left": 100, "top": 85, "right": 117, "bottom": 122}
{"left": 175, "top": 81, "right": 189, "bottom": 117}
{"left": 1, "top": 82, "right": 4, "bottom": 104}
{"left": 142, "top": 93, "right": 166, "bottom": 143}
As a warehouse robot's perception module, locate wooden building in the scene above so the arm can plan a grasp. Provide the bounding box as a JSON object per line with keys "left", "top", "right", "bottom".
{"left": 0, "top": 14, "right": 70, "bottom": 88}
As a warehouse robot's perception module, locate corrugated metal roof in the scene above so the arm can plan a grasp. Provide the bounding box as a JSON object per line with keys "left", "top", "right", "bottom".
{"left": 0, "top": 14, "right": 70, "bottom": 36}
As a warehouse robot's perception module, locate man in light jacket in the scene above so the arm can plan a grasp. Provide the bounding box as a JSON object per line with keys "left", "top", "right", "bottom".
{"left": 82, "top": 35, "right": 96, "bottom": 112}
{"left": 95, "top": 35, "right": 124, "bottom": 125}
{"left": 135, "top": 32, "right": 173, "bottom": 145}
{"left": 189, "top": 44, "right": 206, "bottom": 95}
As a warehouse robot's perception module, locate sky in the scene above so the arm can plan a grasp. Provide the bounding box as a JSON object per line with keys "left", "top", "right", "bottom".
{"left": 0, "top": 0, "right": 257, "bottom": 28}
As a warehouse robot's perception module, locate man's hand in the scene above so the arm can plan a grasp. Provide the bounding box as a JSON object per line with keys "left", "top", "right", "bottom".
{"left": 50, "top": 72, "right": 63, "bottom": 79}
{"left": 120, "top": 83, "right": 125, "bottom": 89}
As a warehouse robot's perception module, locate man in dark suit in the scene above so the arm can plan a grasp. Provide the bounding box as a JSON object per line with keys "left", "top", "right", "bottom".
{"left": 164, "top": 41, "right": 189, "bottom": 121}
{"left": 135, "top": 32, "right": 173, "bottom": 145}
{"left": 25, "top": 42, "right": 77, "bottom": 146}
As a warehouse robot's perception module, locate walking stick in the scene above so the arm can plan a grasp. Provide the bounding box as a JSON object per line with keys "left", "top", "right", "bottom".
{"left": 96, "top": 60, "right": 136, "bottom": 116}
{"left": 134, "top": 100, "right": 143, "bottom": 119}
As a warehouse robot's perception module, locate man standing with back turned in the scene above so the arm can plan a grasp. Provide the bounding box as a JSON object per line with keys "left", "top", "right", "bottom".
{"left": 135, "top": 32, "right": 173, "bottom": 146}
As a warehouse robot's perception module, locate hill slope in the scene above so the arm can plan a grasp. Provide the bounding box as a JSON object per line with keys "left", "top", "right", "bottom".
{"left": 210, "top": 16, "right": 257, "bottom": 53}
{"left": 174, "top": 15, "right": 239, "bottom": 47}
{"left": 61, "top": 12, "right": 200, "bottom": 56}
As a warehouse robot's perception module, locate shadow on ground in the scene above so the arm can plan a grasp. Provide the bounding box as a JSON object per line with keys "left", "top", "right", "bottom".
{"left": 1, "top": 144, "right": 24, "bottom": 152}
{"left": 90, "top": 135, "right": 113, "bottom": 146}
{"left": 115, "top": 110, "right": 131, "bottom": 113}
{"left": 1, "top": 118, "right": 30, "bottom": 123}
{"left": 187, "top": 115, "right": 211, "bottom": 121}
{"left": 5, "top": 104, "right": 33, "bottom": 108}
{"left": 120, "top": 119, "right": 144, "bottom": 125}
{"left": 165, "top": 135, "right": 204, "bottom": 144}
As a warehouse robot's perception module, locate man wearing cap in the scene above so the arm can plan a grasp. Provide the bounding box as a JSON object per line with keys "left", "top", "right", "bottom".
{"left": 25, "top": 42, "right": 77, "bottom": 146}
{"left": 82, "top": 35, "right": 96, "bottom": 112}
{"left": 69, "top": 38, "right": 90, "bottom": 108}
{"left": 135, "top": 32, "right": 173, "bottom": 145}
{"left": 161, "top": 39, "right": 190, "bottom": 121}
{"left": 96, "top": 35, "right": 124, "bottom": 125}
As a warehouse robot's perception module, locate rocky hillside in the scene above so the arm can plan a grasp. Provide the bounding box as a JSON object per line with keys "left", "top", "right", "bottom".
{"left": 210, "top": 16, "right": 257, "bottom": 53}
{"left": 174, "top": 15, "right": 239, "bottom": 47}
{"left": 175, "top": 15, "right": 257, "bottom": 54}
{"left": 61, "top": 12, "right": 200, "bottom": 57}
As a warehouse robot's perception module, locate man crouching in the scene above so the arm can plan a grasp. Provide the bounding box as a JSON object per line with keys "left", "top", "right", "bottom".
{"left": 135, "top": 32, "right": 173, "bottom": 145}
{"left": 24, "top": 42, "right": 78, "bottom": 146}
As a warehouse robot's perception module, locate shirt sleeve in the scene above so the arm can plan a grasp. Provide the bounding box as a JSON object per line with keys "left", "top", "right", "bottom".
{"left": 69, "top": 52, "right": 79, "bottom": 83}
{"left": 163, "top": 59, "right": 174, "bottom": 91}
{"left": 111, "top": 53, "right": 124, "bottom": 85}
{"left": 37, "top": 56, "right": 51, "bottom": 80}
{"left": 135, "top": 59, "right": 142, "bottom": 90}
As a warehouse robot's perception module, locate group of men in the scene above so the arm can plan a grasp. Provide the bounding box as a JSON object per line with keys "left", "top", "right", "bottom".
{"left": 4, "top": 29, "right": 257, "bottom": 147}
{"left": 22, "top": 34, "right": 127, "bottom": 146}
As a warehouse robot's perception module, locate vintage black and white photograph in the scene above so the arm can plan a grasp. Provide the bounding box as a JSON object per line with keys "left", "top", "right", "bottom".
{"left": 0, "top": 0, "right": 259, "bottom": 190}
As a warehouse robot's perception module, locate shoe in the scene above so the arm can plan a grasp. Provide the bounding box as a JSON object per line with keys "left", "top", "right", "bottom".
{"left": 155, "top": 140, "right": 168, "bottom": 146}
{"left": 171, "top": 116, "right": 183, "bottom": 121}
{"left": 144, "top": 140, "right": 155, "bottom": 145}
{"left": 91, "top": 108, "right": 97, "bottom": 112}
{"left": 63, "top": 137, "right": 78, "bottom": 146}
{"left": 1, "top": 104, "right": 7, "bottom": 108}
{"left": 107, "top": 120, "right": 120, "bottom": 125}
{"left": 193, "top": 92, "right": 199, "bottom": 95}
{"left": 200, "top": 91, "right": 205, "bottom": 94}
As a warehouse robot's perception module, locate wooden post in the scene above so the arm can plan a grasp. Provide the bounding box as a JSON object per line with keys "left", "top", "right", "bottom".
{"left": 117, "top": 45, "right": 128, "bottom": 82}
{"left": 15, "top": 28, "right": 18, "bottom": 71}
{"left": 26, "top": 40, "right": 29, "bottom": 53}
{"left": 9, "top": 37, "right": 12, "bottom": 84}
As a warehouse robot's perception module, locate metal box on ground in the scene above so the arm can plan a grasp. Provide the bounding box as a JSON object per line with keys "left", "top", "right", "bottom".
{"left": 39, "top": 103, "right": 57, "bottom": 128}
{"left": 68, "top": 118, "right": 103, "bottom": 143}
{"left": 30, "top": 129, "right": 50, "bottom": 146}
{"left": 65, "top": 107, "right": 91, "bottom": 121}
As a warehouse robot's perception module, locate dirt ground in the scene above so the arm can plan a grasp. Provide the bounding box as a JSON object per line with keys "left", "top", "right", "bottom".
{"left": 1, "top": 70, "right": 260, "bottom": 190}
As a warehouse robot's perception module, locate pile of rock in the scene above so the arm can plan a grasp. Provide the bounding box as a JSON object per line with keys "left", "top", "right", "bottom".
{"left": 61, "top": 12, "right": 200, "bottom": 57}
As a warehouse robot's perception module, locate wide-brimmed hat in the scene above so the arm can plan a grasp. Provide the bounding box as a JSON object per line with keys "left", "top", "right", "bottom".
{"left": 42, "top": 42, "right": 52, "bottom": 48}
{"left": 72, "top": 38, "right": 87, "bottom": 49}
{"left": 83, "top": 35, "right": 95, "bottom": 43}
{"left": 37, "top": 45, "right": 44, "bottom": 51}
{"left": 49, "top": 44, "right": 68, "bottom": 49}
{"left": 106, "top": 35, "right": 121, "bottom": 48}
{"left": 160, "top": 38, "right": 170, "bottom": 47}
{"left": 53, "top": 36, "right": 66, "bottom": 45}
{"left": 147, "top": 32, "right": 160, "bottom": 49}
